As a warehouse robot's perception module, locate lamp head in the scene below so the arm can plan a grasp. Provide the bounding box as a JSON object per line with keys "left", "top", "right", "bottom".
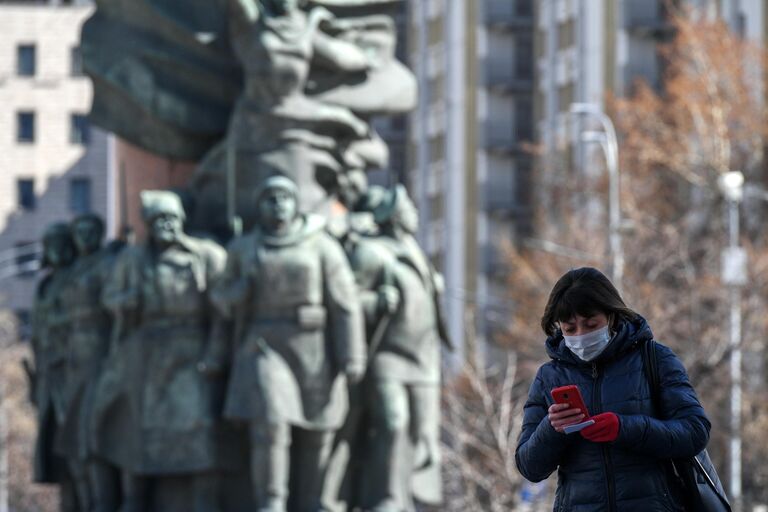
{"left": 718, "top": 171, "right": 744, "bottom": 203}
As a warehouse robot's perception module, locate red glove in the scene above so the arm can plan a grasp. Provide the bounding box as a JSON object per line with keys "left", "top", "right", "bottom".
{"left": 580, "top": 412, "right": 619, "bottom": 443}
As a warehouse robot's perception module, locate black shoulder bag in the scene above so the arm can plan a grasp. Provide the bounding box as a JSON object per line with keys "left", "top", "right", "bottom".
{"left": 640, "top": 338, "right": 732, "bottom": 512}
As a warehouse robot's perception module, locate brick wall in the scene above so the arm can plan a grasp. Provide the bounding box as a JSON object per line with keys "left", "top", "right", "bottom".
{"left": 114, "top": 139, "right": 196, "bottom": 242}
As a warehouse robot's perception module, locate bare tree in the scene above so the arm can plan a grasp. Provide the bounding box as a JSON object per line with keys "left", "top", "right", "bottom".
{"left": 441, "top": 352, "right": 532, "bottom": 511}
{"left": 0, "top": 311, "right": 59, "bottom": 512}
{"left": 488, "top": 7, "right": 768, "bottom": 509}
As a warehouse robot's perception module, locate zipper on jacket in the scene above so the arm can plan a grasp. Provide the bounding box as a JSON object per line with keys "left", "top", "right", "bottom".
{"left": 591, "top": 362, "right": 617, "bottom": 512}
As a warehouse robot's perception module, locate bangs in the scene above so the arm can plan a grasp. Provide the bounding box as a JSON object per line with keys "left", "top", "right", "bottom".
{"left": 552, "top": 286, "right": 601, "bottom": 324}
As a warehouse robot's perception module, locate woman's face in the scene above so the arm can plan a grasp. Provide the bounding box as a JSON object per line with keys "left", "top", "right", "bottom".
{"left": 559, "top": 312, "right": 609, "bottom": 337}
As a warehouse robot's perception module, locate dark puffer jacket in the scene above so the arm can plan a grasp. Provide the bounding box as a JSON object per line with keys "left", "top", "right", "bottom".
{"left": 515, "top": 316, "right": 710, "bottom": 512}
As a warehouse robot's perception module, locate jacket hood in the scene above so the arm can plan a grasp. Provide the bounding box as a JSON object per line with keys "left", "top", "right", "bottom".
{"left": 545, "top": 315, "right": 654, "bottom": 366}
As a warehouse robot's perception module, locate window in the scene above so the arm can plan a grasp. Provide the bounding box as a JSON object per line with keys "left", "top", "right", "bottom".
{"left": 15, "top": 243, "right": 37, "bottom": 279}
{"left": 71, "top": 46, "right": 83, "bottom": 76}
{"left": 17, "top": 179, "right": 35, "bottom": 210}
{"left": 516, "top": 0, "right": 534, "bottom": 17}
{"left": 71, "top": 114, "right": 90, "bottom": 144}
{"left": 390, "top": 115, "right": 407, "bottom": 131}
{"left": 557, "top": 19, "right": 576, "bottom": 50}
{"left": 515, "top": 34, "right": 534, "bottom": 80}
{"left": 17, "top": 44, "right": 36, "bottom": 77}
{"left": 69, "top": 177, "right": 91, "bottom": 214}
{"left": 515, "top": 98, "right": 534, "bottom": 141}
{"left": 17, "top": 111, "right": 35, "bottom": 143}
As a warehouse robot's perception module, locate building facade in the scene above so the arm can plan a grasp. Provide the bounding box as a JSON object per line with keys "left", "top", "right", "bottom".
{"left": 0, "top": 1, "right": 112, "bottom": 333}
{"left": 535, "top": 0, "right": 765, "bottom": 170}
{"left": 406, "top": 0, "right": 535, "bottom": 354}
{"left": 404, "top": 0, "right": 767, "bottom": 354}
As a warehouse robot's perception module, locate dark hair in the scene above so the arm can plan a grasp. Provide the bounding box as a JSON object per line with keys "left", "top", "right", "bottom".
{"left": 540, "top": 267, "right": 638, "bottom": 336}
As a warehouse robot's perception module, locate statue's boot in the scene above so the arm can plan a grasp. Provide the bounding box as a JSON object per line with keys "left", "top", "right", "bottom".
{"left": 257, "top": 497, "right": 287, "bottom": 512}
{"left": 120, "top": 473, "right": 148, "bottom": 512}
{"left": 250, "top": 423, "right": 290, "bottom": 512}
{"left": 89, "top": 458, "right": 120, "bottom": 512}
{"left": 291, "top": 429, "right": 333, "bottom": 512}
{"left": 366, "top": 381, "right": 413, "bottom": 512}
{"left": 368, "top": 499, "right": 400, "bottom": 512}
{"left": 193, "top": 474, "right": 221, "bottom": 512}
{"left": 69, "top": 459, "right": 92, "bottom": 511}
{"left": 60, "top": 477, "right": 78, "bottom": 512}
{"left": 366, "top": 435, "right": 403, "bottom": 512}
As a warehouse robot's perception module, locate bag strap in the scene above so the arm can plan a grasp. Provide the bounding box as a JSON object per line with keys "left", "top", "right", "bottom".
{"left": 639, "top": 338, "right": 732, "bottom": 511}
{"left": 640, "top": 338, "right": 660, "bottom": 410}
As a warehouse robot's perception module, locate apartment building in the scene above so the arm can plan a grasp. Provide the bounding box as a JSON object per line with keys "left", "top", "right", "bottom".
{"left": 406, "top": 0, "right": 535, "bottom": 353}
{"left": 0, "top": 0, "right": 113, "bottom": 334}
{"left": 535, "top": 0, "right": 765, "bottom": 169}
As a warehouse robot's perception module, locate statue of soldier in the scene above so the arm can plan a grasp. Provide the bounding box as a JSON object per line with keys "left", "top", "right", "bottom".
{"left": 95, "top": 191, "right": 229, "bottom": 512}
{"left": 346, "top": 185, "right": 451, "bottom": 512}
{"left": 214, "top": 175, "right": 366, "bottom": 511}
{"left": 28, "top": 223, "right": 79, "bottom": 511}
{"left": 53, "top": 214, "right": 121, "bottom": 512}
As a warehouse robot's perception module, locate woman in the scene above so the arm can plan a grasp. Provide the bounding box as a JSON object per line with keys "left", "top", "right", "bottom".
{"left": 515, "top": 267, "right": 710, "bottom": 511}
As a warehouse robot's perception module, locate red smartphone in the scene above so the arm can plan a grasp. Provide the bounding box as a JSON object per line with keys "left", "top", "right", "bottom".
{"left": 551, "top": 385, "right": 590, "bottom": 417}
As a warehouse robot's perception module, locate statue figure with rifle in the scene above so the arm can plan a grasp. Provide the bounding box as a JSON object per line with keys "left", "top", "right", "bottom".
{"left": 339, "top": 185, "right": 452, "bottom": 512}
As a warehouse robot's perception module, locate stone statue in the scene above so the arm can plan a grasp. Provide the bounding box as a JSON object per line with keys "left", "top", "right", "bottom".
{"left": 81, "top": 0, "right": 412, "bottom": 164}
{"left": 54, "top": 214, "right": 122, "bottom": 512}
{"left": 190, "top": 0, "right": 391, "bottom": 232}
{"left": 343, "top": 185, "right": 451, "bottom": 511}
{"left": 29, "top": 223, "right": 79, "bottom": 511}
{"left": 92, "top": 191, "right": 231, "bottom": 512}
{"left": 213, "top": 175, "right": 366, "bottom": 510}
{"left": 71, "top": 2, "right": 446, "bottom": 509}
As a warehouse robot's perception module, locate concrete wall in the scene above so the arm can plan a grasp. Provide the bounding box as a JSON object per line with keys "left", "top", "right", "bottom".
{"left": 0, "top": 4, "right": 110, "bottom": 322}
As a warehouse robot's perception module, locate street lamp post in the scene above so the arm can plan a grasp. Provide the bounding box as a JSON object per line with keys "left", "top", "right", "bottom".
{"left": 569, "top": 103, "right": 624, "bottom": 292}
{"left": 718, "top": 171, "right": 746, "bottom": 512}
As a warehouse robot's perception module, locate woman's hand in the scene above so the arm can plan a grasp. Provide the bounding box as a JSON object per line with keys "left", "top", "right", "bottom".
{"left": 548, "top": 403, "right": 586, "bottom": 433}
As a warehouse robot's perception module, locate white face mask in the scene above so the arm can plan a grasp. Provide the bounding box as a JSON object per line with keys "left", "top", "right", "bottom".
{"left": 563, "top": 325, "right": 612, "bottom": 362}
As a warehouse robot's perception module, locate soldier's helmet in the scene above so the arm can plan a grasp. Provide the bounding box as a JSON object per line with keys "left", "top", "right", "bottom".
{"left": 371, "top": 184, "right": 409, "bottom": 225}
{"left": 256, "top": 175, "right": 299, "bottom": 200}
{"left": 42, "top": 222, "right": 72, "bottom": 242}
{"left": 41, "top": 222, "right": 76, "bottom": 268}
{"left": 140, "top": 190, "right": 187, "bottom": 222}
{"left": 71, "top": 213, "right": 105, "bottom": 236}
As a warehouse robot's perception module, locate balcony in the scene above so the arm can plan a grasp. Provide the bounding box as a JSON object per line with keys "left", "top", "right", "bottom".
{"left": 484, "top": 121, "right": 534, "bottom": 155}
{"left": 625, "top": 3, "right": 673, "bottom": 39}
{"left": 485, "top": 132, "right": 524, "bottom": 155}
{"left": 486, "top": 187, "right": 528, "bottom": 217}
{"left": 486, "top": 65, "right": 534, "bottom": 95}
{"left": 484, "top": 0, "right": 534, "bottom": 31}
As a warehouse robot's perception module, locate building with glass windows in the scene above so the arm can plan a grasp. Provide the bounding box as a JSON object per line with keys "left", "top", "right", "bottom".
{"left": 405, "top": 0, "right": 535, "bottom": 354}
{"left": 534, "top": 0, "right": 765, "bottom": 166}
{"left": 0, "top": 0, "right": 113, "bottom": 335}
